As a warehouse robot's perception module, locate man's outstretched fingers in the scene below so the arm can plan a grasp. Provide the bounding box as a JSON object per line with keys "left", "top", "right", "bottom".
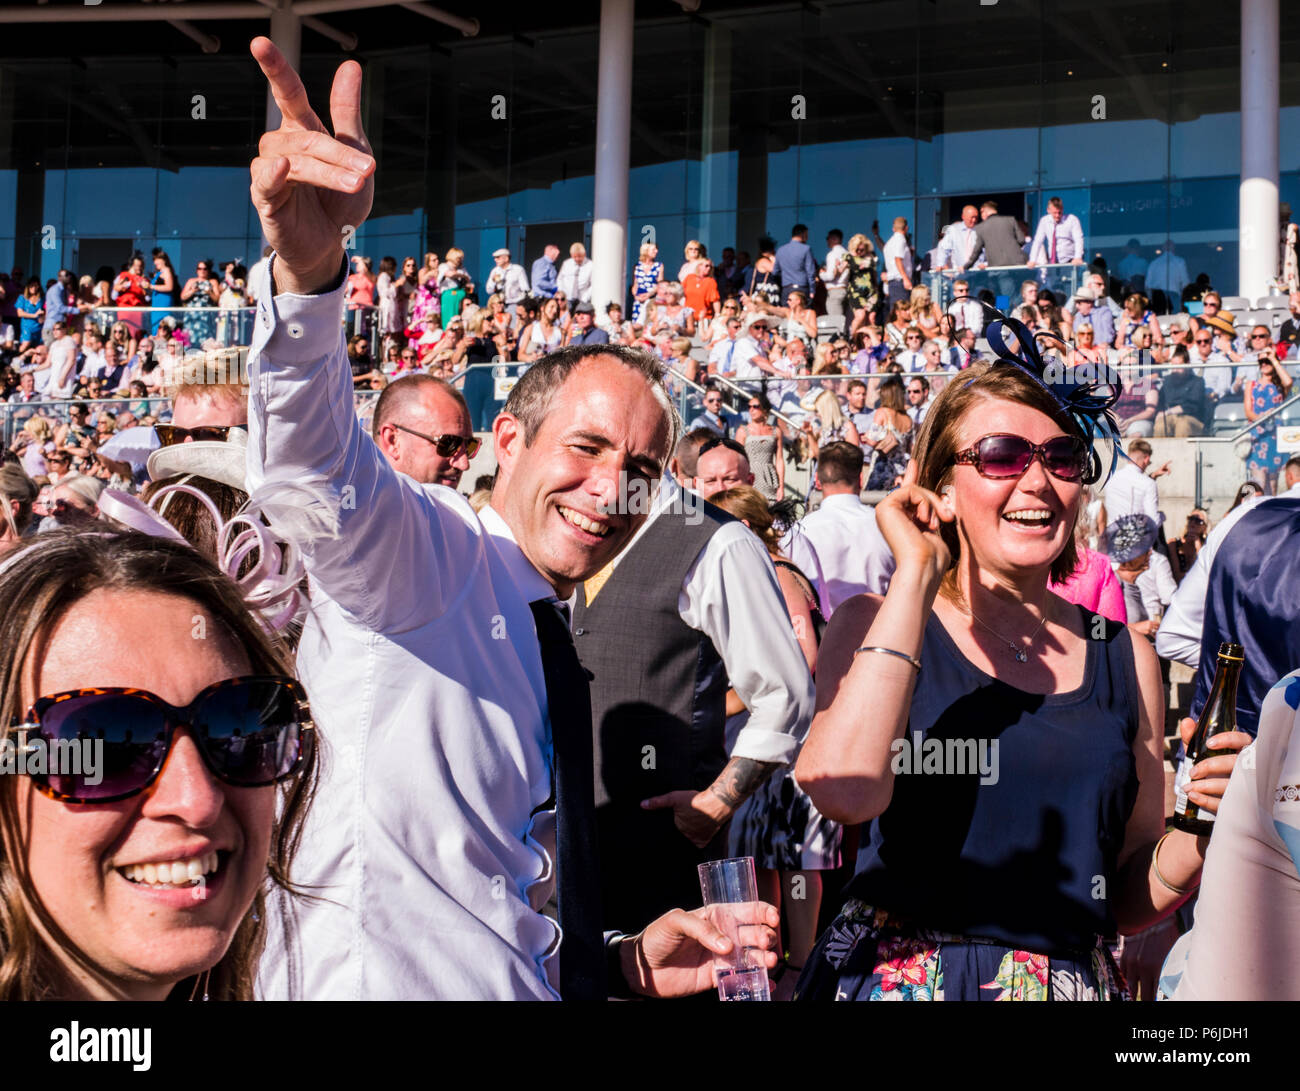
{"left": 328, "top": 59, "right": 371, "bottom": 150}
{"left": 251, "top": 35, "right": 325, "bottom": 134}
{"left": 249, "top": 156, "right": 293, "bottom": 214}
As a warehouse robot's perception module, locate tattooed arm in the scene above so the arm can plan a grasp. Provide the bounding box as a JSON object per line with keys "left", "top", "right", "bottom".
{"left": 642, "top": 757, "right": 783, "bottom": 850}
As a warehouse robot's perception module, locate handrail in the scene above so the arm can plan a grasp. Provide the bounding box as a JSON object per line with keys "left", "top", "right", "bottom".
{"left": 1186, "top": 389, "right": 1300, "bottom": 445}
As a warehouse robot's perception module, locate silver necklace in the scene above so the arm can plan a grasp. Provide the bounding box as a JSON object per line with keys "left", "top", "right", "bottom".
{"left": 966, "top": 604, "right": 1048, "bottom": 663}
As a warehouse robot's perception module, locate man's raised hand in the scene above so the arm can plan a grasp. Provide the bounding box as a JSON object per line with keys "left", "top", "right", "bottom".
{"left": 249, "top": 37, "right": 376, "bottom": 296}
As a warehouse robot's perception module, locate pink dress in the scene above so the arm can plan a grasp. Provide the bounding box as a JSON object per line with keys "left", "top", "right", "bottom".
{"left": 1049, "top": 547, "right": 1127, "bottom": 624}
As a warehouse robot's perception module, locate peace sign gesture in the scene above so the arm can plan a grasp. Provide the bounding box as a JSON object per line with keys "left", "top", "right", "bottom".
{"left": 248, "top": 37, "right": 377, "bottom": 296}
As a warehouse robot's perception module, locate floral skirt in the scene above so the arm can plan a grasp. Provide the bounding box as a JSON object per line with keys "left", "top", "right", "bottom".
{"left": 794, "top": 899, "right": 1128, "bottom": 1001}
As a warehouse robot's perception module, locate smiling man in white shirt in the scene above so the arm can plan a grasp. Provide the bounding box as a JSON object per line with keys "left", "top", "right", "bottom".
{"left": 247, "top": 39, "right": 776, "bottom": 1002}
{"left": 780, "top": 442, "right": 894, "bottom": 615}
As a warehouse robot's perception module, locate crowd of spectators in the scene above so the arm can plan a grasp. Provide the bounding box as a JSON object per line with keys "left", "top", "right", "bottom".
{"left": 5, "top": 199, "right": 1299, "bottom": 501}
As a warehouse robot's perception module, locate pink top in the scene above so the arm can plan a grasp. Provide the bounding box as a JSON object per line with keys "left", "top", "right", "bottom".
{"left": 1049, "top": 546, "right": 1127, "bottom": 624}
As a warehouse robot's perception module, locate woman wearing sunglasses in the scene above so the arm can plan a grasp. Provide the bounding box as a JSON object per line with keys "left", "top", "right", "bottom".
{"left": 793, "top": 334, "right": 1244, "bottom": 1001}
{"left": 0, "top": 530, "right": 316, "bottom": 1000}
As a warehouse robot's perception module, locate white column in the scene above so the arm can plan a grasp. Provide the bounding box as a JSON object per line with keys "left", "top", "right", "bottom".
{"left": 1239, "top": 0, "right": 1279, "bottom": 302}
{"left": 590, "top": 0, "right": 633, "bottom": 318}
{"left": 265, "top": 3, "right": 302, "bottom": 132}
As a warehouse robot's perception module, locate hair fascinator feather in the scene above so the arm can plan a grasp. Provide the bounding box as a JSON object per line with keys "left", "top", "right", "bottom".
{"left": 97, "top": 485, "right": 309, "bottom": 635}
{"left": 978, "top": 305, "right": 1126, "bottom": 486}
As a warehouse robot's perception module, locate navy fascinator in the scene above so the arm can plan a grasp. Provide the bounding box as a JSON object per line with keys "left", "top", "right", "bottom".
{"left": 978, "top": 307, "right": 1126, "bottom": 486}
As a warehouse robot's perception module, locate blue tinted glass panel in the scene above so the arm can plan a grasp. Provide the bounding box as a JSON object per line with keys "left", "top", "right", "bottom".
{"left": 1040, "top": 121, "right": 1168, "bottom": 186}
{"left": 1170, "top": 112, "right": 1240, "bottom": 180}
{"left": 509, "top": 175, "right": 595, "bottom": 223}
{"left": 918, "top": 129, "right": 1038, "bottom": 195}
{"left": 156, "top": 169, "right": 251, "bottom": 240}
{"left": 628, "top": 161, "right": 688, "bottom": 218}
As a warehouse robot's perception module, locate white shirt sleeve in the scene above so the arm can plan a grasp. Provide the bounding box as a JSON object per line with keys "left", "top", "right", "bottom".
{"left": 1029, "top": 216, "right": 1051, "bottom": 265}
{"left": 1154, "top": 504, "right": 1251, "bottom": 668}
{"left": 1069, "top": 215, "right": 1085, "bottom": 258}
{"left": 677, "top": 522, "right": 815, "bottom": 766}
{"left": 1139, "top": 475, "right": 1161, "bottom": 523}
{"left": 246, "top": 256, "right": 482, "bottom": 634}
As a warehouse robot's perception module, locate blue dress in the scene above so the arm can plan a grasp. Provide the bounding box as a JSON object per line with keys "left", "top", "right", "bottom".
{"left": 150, "top": 269, "right": 174, "bottom": 335}
{"left": 796, "top": 607, "right": 1139, "bottom": 1000}
{"left": 631, "top": 261, "right": 662, "bottom": 323}
{"left": 1247, "top": 379, "right": 1286, "bottom": 475}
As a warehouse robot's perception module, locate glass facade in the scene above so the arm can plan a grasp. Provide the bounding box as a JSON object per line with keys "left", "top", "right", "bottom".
{"left": 3, "top": 0, "right": 1300, "bottom": 301}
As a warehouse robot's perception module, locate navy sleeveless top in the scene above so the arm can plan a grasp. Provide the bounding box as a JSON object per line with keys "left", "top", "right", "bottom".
{"left": 844, "top": 606, "right": 1141, "bottom": 955}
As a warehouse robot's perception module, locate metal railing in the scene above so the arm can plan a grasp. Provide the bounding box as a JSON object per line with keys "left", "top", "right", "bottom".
{"left": 1186, "top": 390, "right": 1300, "bottom": 509}
{"left": 4, "top": 396, "right": 174, "bottom": 446}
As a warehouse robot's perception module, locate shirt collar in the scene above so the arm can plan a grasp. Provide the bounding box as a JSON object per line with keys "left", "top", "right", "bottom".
{"left": 819, "top": 491, "right": 864, "bottom": 511}
{"left": 479, "top": 502, "right": 569, "bottom": 608}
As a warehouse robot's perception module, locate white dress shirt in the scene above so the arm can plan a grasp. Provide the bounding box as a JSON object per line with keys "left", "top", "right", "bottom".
{"left": 250, "top": 262, "right": 566, "bottom": 1000}
{"left": 556, "top": 258, "right": 593, "bottom": 304}
{"left": 1198, "top": 353, "right": 1237, "bottom": 399}
{"left": 948, "top": 297, "right": 985, "bottom": 336}
{"left": 779, "top": 492, "right": 896, "bottom": 616}
{"left": 896, "top": 349, "right": 925, "bottom": 372}
{"left": 605, "top": 479, "right": 813, "bottom": 762}
{"left": 1029, "top": 213, "right": 1085, "bottom": 265}
{"left": 937, "top": 222, "right": 984, "bottom": 270}
{"left": 1135, "top": 549, "right": 1177, "bottom": 619}
{"left": 486, "top": 262, "right": 531, "bottom": 305}
{"left": 1104, "top": 461, "right": 1160, "bottom": 524}
{"left": 1146, "top": 252, "right": 1190, "bottom": 297}
{"left": 1155, "top": 485, "right": 1300, "bottom": 669}
{"left": 47, "top": 338, "right": 77, "bottom": 398}
{"left": 882, "top": 232, "right": 910, "bottom": 284}
{"left": 821, "top": 244, "right": 849, "bottom": 289}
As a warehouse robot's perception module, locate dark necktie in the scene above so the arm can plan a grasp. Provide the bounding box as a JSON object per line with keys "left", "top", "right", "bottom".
{"left": 529, "top": 598, "right": 604, "bottom": 1001}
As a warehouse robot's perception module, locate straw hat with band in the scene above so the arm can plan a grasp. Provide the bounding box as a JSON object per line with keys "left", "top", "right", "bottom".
{"left": 1201, "top": 311, "right": 1238, "bottom": 339}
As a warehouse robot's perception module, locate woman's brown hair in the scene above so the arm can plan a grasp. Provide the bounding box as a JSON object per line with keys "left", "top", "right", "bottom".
{"left": 911, "top": 360, "right": 1085, "bottom": 595}
{"left": 0, "top": 530, "right": 317, "bottom": 1000}
{"left": 707, "top": 485, "right": 779, "bottom": 555}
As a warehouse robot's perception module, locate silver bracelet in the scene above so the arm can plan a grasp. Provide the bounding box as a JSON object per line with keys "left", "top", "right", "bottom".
{"left": 854, "top": 645, "right": 922, "bottom": 672}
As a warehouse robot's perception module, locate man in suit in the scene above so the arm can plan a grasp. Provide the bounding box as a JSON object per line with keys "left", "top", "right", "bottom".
{"left": 963, "top": 201, "right": 1026, "bottom": 300}
{"left": 775, "top": 224, "right": 818, "bottom": 298}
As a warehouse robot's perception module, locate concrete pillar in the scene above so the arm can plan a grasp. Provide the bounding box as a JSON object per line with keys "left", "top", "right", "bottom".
{"left": 1239, "top": 0, "right": 1279, "bottom": 301}
{"left": 265, "top": 4, "right": 302, "bottom": 132}
{"left": 590, "top": 0, "right": 633, "bottom": 317}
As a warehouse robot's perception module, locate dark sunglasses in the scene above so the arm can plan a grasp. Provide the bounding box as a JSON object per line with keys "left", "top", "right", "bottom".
{"left": 953, "top": 433, "right": 1091, "bottom": 483}
{"left": 391, "top": 423, "right": 481, "bottom": 458}
{"left": 154, "top": 424, "right": 233, "bottom": 446}
{"left": 12, "top": 676, "right": 311, "bottom": 804}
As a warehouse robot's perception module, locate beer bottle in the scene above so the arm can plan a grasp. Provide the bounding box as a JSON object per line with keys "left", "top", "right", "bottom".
{"left": 1173, "top": 641, "right": 1244, "bottom": 836}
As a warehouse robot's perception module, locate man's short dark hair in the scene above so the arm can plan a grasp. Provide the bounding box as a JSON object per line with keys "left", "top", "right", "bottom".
{"left": 792, "top": 224, "right": 808, "bottom": 237}
{"left": 674, "top": 427, "right": 719, "bottom": 479}
{"left": 1048, "top": 196, "right": 1063, "bottom": 210}
{"left": 373, "top": 374, "right": 470, "bottom": 435}
{"left": 1284, "top": 455, "right": 1300, "bottom": 478}
{"left": 981, "top": 201, "right": 998, "bottom": 213}
{"left": 502, "top": 343, "right": 677, "bottom": 448}
{"left": 827, "top": 228, "right": 843, "bottom": 242}
{"left": 847, "top": 379, "right": 867, "bottom": 394}
{"left": 817, "top": 441, "right": 864, "bottom": 486}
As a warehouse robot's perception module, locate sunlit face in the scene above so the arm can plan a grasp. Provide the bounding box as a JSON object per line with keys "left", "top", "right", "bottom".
{"left": 378, "top": 387, "right": 473, "bottom": 489}
{"left": 693, "top": 446, "right": 754, "bottom": 496}
{"left": 1049, "top": 205, "right": 1063, "bottom": 223}
{"left": 171, "top": 393, "right": 246, "bottom": 431}
{"left": 17, "top": 589, "right": 271, "bottom": 1000}
{"left": 492, "top": 360, "right": 670, "bottom": 597}
{"left": 948, "top": 400, "right": 1081, "bottom": 581}
{"left": 848, "top": 386, "right": 867, "bottom": 411}
{"left": 961, "top": 206, "right": 978, "bottom": 228}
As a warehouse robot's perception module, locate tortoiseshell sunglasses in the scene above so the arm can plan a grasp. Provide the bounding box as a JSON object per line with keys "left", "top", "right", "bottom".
{"left": 9, "top": 676, "right": 312, "bottom": 804}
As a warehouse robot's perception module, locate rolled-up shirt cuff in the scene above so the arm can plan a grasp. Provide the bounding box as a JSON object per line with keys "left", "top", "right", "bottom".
{"left": 730, "top": 724, "right": 801, "bottom": 766}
